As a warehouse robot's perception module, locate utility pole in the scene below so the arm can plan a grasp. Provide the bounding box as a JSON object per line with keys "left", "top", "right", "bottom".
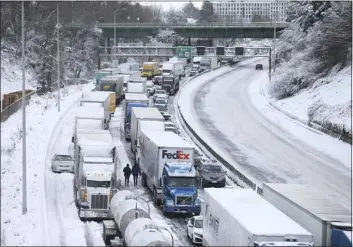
{"left": 21, "top": 0, "right": 27, "bottom": 214}
{"left": 273, "top": 2, "right": 277, "bottom": 72}
{"left": 57, "top": 3, "right": 61, "bottom": 112}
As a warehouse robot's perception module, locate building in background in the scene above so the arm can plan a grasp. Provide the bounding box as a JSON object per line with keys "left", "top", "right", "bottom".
{"left": 211, "top": 0, "right": 289, "bottom": 23}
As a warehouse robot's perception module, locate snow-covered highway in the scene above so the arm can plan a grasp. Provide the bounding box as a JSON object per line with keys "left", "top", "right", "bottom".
{"left": 178, "top": 58, "right": 351, "bottom": 208}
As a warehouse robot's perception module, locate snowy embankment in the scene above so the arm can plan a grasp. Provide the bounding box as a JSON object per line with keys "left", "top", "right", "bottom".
{"left": 1, "top": 49, "right": 37, "bottom": 101}
{"left": 269, "top": 66, "right": 352, "bottom": 143}
{"left": 1, "top": 83, "right": 94, "bottom": 246}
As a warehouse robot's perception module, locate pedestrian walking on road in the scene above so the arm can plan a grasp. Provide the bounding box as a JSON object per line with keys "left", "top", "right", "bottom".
{"left": 123, "top": 164, "right": 132, "bottom": 186}
{"left": 132, "top": 164, "right": 141, "bottom": 186}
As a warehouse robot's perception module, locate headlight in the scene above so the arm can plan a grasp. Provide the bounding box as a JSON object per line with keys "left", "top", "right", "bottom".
{"left": 84, "top": 191, "right": 88, "bottom": 201}
{"left": 165, "top": 199, "right": 174, "bottom": 206}
{"left": 195, "top": 197, "right": 201, "bottom": 206}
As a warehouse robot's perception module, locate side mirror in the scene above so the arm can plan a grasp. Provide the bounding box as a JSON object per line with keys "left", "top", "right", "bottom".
{"left": 134, "top": 140, "right": 137, "bottom": 145}
{"left": 71, "top": 136, "right": 75, "bottom": 143}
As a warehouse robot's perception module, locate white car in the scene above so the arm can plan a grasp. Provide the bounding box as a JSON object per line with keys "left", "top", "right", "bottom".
{"left": 153, "top": 89, "right": 168, "bottom": 102}
{"left": 51, "top": 154, "right": 74, "bottom": 173}
{"left": 187, "top": 216, "right": 203, "bottom": 244}
{"left": 146, "top": 81, "right": 155, "bottom": 95}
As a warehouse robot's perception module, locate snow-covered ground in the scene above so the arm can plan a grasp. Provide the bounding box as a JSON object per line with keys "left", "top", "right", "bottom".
{"left": 178, "top": 58, "right": 351, "bottom": 208}
{"left": 1, "top": 50, "right": 37, "bottom": 101}
{"left": 269, "top": 66, "right": 352, "bottom": 136}
{"left": 1, "top": 83, "right": 94, "bottom": 246}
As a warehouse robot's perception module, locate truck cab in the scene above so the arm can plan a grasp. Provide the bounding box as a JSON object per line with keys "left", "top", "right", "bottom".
{"left": 161, "top": 163, "right": 201, "bottom": 216}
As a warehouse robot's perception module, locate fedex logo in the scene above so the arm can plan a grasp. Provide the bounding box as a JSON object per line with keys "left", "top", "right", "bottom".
{"left": 162, "top": 150, "right": 190, "bottom": 160}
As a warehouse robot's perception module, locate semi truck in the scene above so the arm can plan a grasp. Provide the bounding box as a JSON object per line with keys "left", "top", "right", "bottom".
{"left": 72, "top": 106, "right": 105, "bottom": 143}
{"left": 126, "top": 77, "right": 147, "bottom": 94}
{"left": 203, "top": 188, "right": 314, "bottom": 246}
{"left": 210, "top": 56, "right": 218, "bottom": 69}
{"left": 135, "top": 120, "right": 165, "bottom": 165}
{"left": 161, "top": 76, "right": 179, "bottom": 96}
{"left": 130, "top": 107, "right": 164, "bottom": 155}
{"left": 161, "top": 61, "right": 184, "bottom": 79}
{"left": 118, "top": 62, "right": 139, "bottom": 72}
{"left": 138, "top": 130, "right": 201, "bottom": 215}
{"left": 73, "top": 131, "right": 118, "bottom": 220}
{"left": 102, "top": 190, "right": 172, "bottom": 246}
{"left": 192, "top": 56, "right": 202, "bottom": 70}
{"left": 124, "top": 93, "right": 149, "bottom": 141}
{"left": 263, "top": 183, "right": 352, "bottom": 247}
{"left": 95, "top": 68, "right": 120, "bottom": 85}
{"left": 80, "top": 92, "right": 112, "bottom": 129}
{"left": 98, "top": 75, "right": 124, "bottom": 105}
{"left": 141, "top": 62, "right": 160, "bottom": 79}
{"left": 199, "top": 57, "right": 211, "bottom": 72}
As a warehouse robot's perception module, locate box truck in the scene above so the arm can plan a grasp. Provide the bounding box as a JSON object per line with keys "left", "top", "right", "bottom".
{"left": 98, "top": 75, "right": 124, "bottom": 105}
{"left": 118, "top": 62, "right": 139, "bottom": 72}
{"left": 162, "top": 61, "right": 184, "bottom": 79}
{"left": 95, "top": 68, "right": 120, "bottom": 85}
{"left": 141, "top": 62, "right": 160, "bottom": 79}
{"left": 203, "top": 188, "right": 314, "bottom": 246}
{"left": 263, "top": 183, "right": 352, "bottom": 247}
{"left": 138, "top": 130, "right": 201, "bottom": 215}
{"left": 130, "top": 107, "right": 164, "bottom": 155}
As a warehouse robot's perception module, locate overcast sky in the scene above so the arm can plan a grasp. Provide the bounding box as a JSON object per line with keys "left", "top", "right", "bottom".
{"left": 140, "top": 1, "right": 203, "bottom": 11}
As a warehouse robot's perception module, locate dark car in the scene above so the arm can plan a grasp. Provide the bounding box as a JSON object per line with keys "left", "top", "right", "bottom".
{"left": 197, "top": 163, "right": 226, "bottom": 188}
{"left": 255, "top": 64, "right": 263, "bottom": 70}
{"left": 152, "top": 76, "right": 163, "bottom": 85}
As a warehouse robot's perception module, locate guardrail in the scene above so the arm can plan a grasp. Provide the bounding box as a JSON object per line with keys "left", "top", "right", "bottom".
{"left": 177, "top": 62, "right": 263, "bottom": 196}
{"left": 0, "top": 79, "right": 90, "bottom": 123}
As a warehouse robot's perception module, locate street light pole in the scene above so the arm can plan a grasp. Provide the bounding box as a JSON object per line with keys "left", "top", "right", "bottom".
{"left": 273, "top": 2, "right": 277, "bottom": 72}
{"left": 57, "top": 3, "right": 61, "bottom": 112}
{"left": 21, "top": 0, "right": 27, "bottom": 214}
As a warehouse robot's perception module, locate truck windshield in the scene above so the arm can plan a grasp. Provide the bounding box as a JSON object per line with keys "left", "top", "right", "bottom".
{"left": 143, "top": 69, "right": 152, "bottom": 72}
{"left": 87, "top": 180, "right": 111, "bottom": 188}
{"left": 99, "top": 83, "right": 116, "bottom": 92}
{"left": 167, "top": 177, "right": 197, "bottom": 187}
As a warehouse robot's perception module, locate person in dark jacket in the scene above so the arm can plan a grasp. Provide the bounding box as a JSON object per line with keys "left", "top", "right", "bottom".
{"left": 123, "top": 164, "right": 132, "bottom": 186}
{"left": 132, "top": 164, "right": 141, "bottom": 186}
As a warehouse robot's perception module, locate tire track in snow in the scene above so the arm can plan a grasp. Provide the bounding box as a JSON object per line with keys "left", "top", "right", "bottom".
{"left": 83, "top": 222, "right": 95, "bottom": 246}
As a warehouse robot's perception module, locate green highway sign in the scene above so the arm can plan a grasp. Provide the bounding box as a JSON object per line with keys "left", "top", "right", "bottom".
{"left": 176, "top": 47, "right": 192, "bottom": 58}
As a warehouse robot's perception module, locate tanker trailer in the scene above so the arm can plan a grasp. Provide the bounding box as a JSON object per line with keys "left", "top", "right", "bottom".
{"left": 125, "top": 218, "right": 172, "bottom": 246}
{"left": 110, "top": 190, "right": 137, "bottom": 214}
{"left": 103, "top": 197, "right": 150, "bottom": 244}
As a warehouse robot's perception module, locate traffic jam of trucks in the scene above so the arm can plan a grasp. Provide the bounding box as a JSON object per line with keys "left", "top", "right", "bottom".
{"left": 49, "top": 59, "right": 351, "bottom": 247}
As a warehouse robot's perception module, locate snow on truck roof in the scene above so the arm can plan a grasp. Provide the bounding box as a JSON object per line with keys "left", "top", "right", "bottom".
{"left": 128, "top": 76, "right": 147, "bottom": 82}
{"left": 81, "top": 91, "right": 111, "bottom": 102}
{"left": 264, "top": 183, "right": 352, "bottom": 222}
{"left": 205, "top": 188, "right": 313, "bottom": 236}
{"left": 140, "top": 120, "right": 165, "bottom": 132}
{"left": 125, "top": 93, "right": 149, "bottom": 101}
{"left": 132, "top": 107, "right": 164, "bottom": 120}
{"left": 143, "top": 130, "right": 194, "bottom": 148}
{"left": 76, "top": 119, "right": 102, "bottom": 130}
{"left": 76, "top": 107, "right": 104, "bottom": 120}
{"left": 77, "top": 132, "right": 114, "bottom": 147}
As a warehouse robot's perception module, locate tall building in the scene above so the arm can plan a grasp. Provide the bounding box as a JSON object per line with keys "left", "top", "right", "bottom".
{"left": 211, "top": 0, "right": 289, "bottom": 23}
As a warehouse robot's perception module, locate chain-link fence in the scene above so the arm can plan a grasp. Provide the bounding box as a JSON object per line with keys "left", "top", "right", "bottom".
{"left": 0, "top": 79, "right": 91, "bottom": 123}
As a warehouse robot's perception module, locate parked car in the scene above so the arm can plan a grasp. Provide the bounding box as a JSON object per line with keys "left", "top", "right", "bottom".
{"left": 187, "top": 216, "right": 204, "bottom": 244}
{"left": 152, "top": 76, "right": 163, "bottom": 86}
{"left": 153, "top": 89, "right": 168, "bottom": 102}
{"left": 189, "top": 69, "right": 198, "bottom": 77}
{"left": 255, "top": 64, "right": 263, "bottom": 70}
{"left": 146, "top": 81, "right": 155, "bottom": 96}
{"left": 154, "top": 97, "right": 168, "bottom": 112}
{"left": 197, "top": 162, "right": 226, "bottom": 188}
{"left": 51, "top": 154, "right": 74, "bottom": 173}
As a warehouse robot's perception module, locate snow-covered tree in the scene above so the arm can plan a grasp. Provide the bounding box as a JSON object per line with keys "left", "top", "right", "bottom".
{"left": 199, "top": 0, "right": 217, "bottom": 23}
{"left": 182, "top": 1, "right": 200, "bottom": 20}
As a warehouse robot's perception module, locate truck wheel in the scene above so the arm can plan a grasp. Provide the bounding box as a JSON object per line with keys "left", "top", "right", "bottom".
{"left": 162, "top": 205, "right": 169, "bottom": 216}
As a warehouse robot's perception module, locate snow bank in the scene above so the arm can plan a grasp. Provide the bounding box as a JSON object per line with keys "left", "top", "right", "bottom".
{"left": 248, "top": 63, "right": 351, "bottom": 168}
{"left": 270, "top": 66, "right": 352, "bottom": 141}
{"left": 1, "top": 83, "right": 94, "bottom": 246}
{"left": 1, "top": 50, "right": 37, "bottom": 100}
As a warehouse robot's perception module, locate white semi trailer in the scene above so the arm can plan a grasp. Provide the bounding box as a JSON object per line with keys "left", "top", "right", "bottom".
{"left": 130, "top": 107, "right": 164, "bottom": 155}
{"left": 202, "top": 188, "right": 314, "bottom": 246}
{"left": 80, "top": 92, "right": 111, "bottom": 129}
{"left": 263, "top": 183, "right": 352, "bottom": 247}
{"left": 102, "top": 190, "right": 172, "bottom": 246}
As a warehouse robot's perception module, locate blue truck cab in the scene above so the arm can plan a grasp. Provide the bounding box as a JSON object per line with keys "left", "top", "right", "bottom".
{"left": 161, "top": 162, "right": 201, "bottom": 216}
{"left": 124, "top": 102, "right": 148, "bottom": 141}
